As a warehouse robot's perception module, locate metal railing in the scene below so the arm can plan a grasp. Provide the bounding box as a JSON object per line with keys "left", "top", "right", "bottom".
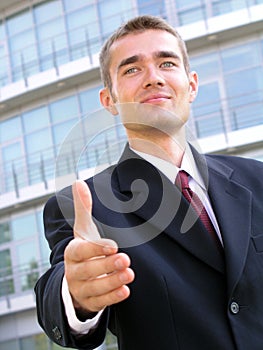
{"left": 0, "top": 260, "right": 49, "bottom": 304}
{"left": 0, "top": 0, "right": 262, "bottom": 88}
{"left": 0, "top": 91, "right": 263, "bottom": 197}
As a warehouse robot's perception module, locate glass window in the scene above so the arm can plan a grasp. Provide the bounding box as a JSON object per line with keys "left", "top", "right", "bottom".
{"left": 34, "top": 0, "right": 63, "bottom": 24}
{"left": 9, "top": 30, "right": 35, "bottom": 53}
{"left": 178, "top": 7, "right": 205, "bottom": 25}
{"left": 79, "top": 86, "right": 102, "bottom": 115}
{"left": 64, "top": 0, "right": 95, "bottom": 12}
{"left": 23, "top": 106, "right": 50, "bottom": 133}
{"left": 25, "top": 128, "right": 53, "bottom": 154}
{"left": 225, "top": 67, "right": 263, "bottom": 130}
{"left": 2, "top": 142, "right": 23, "bottom": 164}
{"left": 53, "top": 119, "right": 78, "bottom": 146}
{"left": 17, "top": 240, "right": 39, "bottom": 290}
{"left": 2, "top": 142, "right": 25, "bottom": 191}
{"left": 0, "top": 116, "right": 22, "bottom": 143}
{"left": 0, "top": 222, "right": 11, "bottom": 244}
{"left": 6, "top": 10, "right": 33, "bottom": 36}
{"left": 50, "top": 95, "right": 79, "bottom": 123}
{"left": 12, "top": 213, "right": 37, "bottom": 240}
{"left": 9, "top": 30, "right": 38, "bottom": 79}
{"left": 176, "top": 0, "right": 202, "bottom": 7}
{"left": 37, "top": 18, "right": 66, "bottom": 41}
{"left": 137, "top": 0, "right": 165, "bottom": 16}
{"left": 192, "top": 82, "right": 224, "bottom": 137}
{"left": 98, "top": 0, "right": 127, "bottom": 37}
{"left": 0, "top": 248, "right": 14, "bottom": 296}
{"left": 0, "top": 339, "right": 19, "bottom": 350}
{"left": 226, "top": 67, "right": 263, "bottom": 104}
{"left": 67, "top": 6, "right": 97, "bottom": 31}
{"left": 190, "top": 52, "right": 219, "bottom": 80}
{"left": 0, "top": 249, "right": 12, "bottom": 277}
{"left": 0, "top": 55, "right": 9, "bottom": 86}
{"left": 221, "top": 42, "right": 261, "bottom": 73}
{"left": 212, "top": 0, "right": 247, "bottom": 16}
{"left": 37, "top": 210, "right": 50, "bottom": 264}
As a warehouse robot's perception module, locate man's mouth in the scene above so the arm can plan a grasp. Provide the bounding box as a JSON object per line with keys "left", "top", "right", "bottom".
{"left": 141, "top": 94, "right": 171, "bottom": 104}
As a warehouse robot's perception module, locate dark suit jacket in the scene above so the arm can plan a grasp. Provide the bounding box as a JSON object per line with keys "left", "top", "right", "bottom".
{"left": 35, "top": 145, "right": 263, "bottom": 350}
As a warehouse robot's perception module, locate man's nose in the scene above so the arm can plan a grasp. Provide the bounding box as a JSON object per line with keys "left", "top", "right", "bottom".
{"left": 143, "top": 67, "right": 165, "bottom": 88}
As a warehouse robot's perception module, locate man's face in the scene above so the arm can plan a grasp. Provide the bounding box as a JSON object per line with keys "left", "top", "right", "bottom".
{"left": 100, "top": 29, "right": 198, "bottom": 133}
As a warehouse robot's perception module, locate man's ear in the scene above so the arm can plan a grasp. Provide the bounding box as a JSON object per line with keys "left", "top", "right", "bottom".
{"left": 100, "top": 88, "right": 118, "bottom": 115}
{"left": 188, "top": 71, "right": 198, "bottom": 103}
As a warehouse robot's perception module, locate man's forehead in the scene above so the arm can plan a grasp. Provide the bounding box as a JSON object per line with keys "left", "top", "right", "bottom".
{"left": 109, "top": 30, "right": 181, "bottom": 63}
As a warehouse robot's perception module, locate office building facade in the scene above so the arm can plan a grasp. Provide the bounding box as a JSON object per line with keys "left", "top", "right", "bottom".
{"left": 0, "top": 0, "right": 263, "bottom": 349}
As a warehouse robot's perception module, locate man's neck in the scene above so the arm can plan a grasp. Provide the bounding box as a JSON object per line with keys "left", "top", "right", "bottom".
{"left": 127, "top": 128, "right": 186, "bottom": 168}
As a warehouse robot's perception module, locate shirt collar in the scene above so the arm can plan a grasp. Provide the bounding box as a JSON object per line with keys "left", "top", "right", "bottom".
{"left": 131, "top": 145, "right": 205, "bottom": 190}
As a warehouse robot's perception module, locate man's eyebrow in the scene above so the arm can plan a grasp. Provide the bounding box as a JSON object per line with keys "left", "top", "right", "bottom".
{"left": 154, "top": 51, "right": 181, "bottom": 60}
{"left": 118, "top": 55, "right": 142, "bottom": 71}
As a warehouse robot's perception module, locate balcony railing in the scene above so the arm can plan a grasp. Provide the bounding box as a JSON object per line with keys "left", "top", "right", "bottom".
{"left": 0, "top": 1, "right": 262, "bottom": 90}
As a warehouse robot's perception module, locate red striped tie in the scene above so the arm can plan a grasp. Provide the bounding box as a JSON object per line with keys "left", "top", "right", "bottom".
{"left": 176, "top": 170, "right": 222, "bottom": 251}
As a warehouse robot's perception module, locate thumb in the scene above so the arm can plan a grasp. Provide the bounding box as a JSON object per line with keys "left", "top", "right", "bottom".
{"left": 72, "top": 180, "right": 101, "bottom": 241}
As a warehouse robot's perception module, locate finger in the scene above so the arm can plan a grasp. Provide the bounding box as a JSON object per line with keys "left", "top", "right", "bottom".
{"left": 84, "top": 268, "right": 135, "bottom": 297}
{"left": 65, "top": 238, "right": 118, "bottom": 262}
{"left": 72, "top": 180, "right": 101, "bottom": 241}
{"left": 67, "top": 252, "right": 131, "bottom": 280}
{"left": 86, "top": 285, "right": 131, "bottom": 312}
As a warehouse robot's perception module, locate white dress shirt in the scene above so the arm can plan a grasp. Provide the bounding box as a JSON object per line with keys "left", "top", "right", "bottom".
{"left": 62, "top": 146, "right": 222, "bottom": 334}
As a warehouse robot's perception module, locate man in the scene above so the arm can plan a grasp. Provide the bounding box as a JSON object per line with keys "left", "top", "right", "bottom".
{"left": 35, "top": 15, "right": 263, "bottom": 350}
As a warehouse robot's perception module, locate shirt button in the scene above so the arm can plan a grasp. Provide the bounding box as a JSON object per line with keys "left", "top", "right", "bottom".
{"left": 230, "top": 302, "right": 240, "bottom": 314}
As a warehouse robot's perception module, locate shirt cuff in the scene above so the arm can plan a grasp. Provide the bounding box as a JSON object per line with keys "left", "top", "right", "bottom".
{"left": 62, "top": 275, "right": 104, "bottom": 335}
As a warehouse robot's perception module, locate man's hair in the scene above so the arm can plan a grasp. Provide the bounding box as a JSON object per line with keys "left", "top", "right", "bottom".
{"left": 99, "top": 15, "right": 190, "bottom": 92}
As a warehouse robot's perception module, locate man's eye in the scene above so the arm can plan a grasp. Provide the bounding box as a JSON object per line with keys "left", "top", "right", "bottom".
{"left": 125, "top": 67, "right": 138, "bottom": 74}
{"left": 161, "top": 61, "right": 175, "bottom": 68}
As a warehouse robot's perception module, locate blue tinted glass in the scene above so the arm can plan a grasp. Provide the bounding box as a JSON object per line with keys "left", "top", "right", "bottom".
{"left": 12, "top": 213, "right": 37, "bottom": 240}
{"left": 178, "top": 8, "right": 205, "bottom": 25}
{"left": 0, "top": 116, "right": 22, "bottom": 143}
{"left": 34, "top": 0, "right": 62, "bottom": 24}
{"left": 138, "top": 0, "right": 165, "bottom": 16}
{"left": 52, "top": 119, "right": 78, "bottom": 145}
{"left": 16, "top": 240, "right": 38, "bottom": 265}
{"left": 6, "top": 10, "right": 33, "bottom": 36}
{"left": 66, "top": 6, "right": 99, "bottom": 38}
{"left": 221, "top": 42, "right": 261, "bottom": 73}
{"left": 64, "top": 0, "right": 95, "bottom": 12}
{"left": 2, "top": 142, "right": 22, "bottom": 163}
{"left": 212, "top": 0, "right": 247, "bottom": 16}
{"left": 191, "top": 53, "right": 219, "bottom": 80}
{"left": 37, "top": 210, "right": 50, "bottom": 263}
{"left": 23, "top": 106, "right": 50, "bottom": 133}
{"left": 79, "top": 86, "right": 102, "bottom": 115}
{"left": 0, "top": 54, "right": 8, "bottom": 86}
{"left": 226, "top": 67, "right": 263, "bottom": 104}
{"left": 9, "top": 31, "right": 38, "bottom": 78}
{"left": 50, "top": 95, "right": 79, "bottom": 123}
{"left": 176, "top": 0, "right": 202, "bottom": 8}
{"left": 37, "top": 18, "right": 65, "bottom": 41}
{"left": 98, "top": 0, "right": 128, "bottom": 34}
{"left": 25, "top": 128, "right": 53, "bottom": 153}
{"left": 192, "top": 82, "right": 224, "bottom": 137}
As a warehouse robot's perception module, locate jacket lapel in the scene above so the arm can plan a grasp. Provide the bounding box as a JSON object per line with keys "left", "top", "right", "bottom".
{"left": 116, "top": 145, "right": 225, "bottom": 273}
{"left": 206, "top": 156, "right": 252, "bottom": 296}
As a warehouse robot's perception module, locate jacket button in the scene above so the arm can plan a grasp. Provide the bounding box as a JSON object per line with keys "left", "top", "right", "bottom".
{"left": 52, "top": 326, "right": 62, "bottom": 341}
{"left": 230, "top": 302, "right": 240, "bottom": 314}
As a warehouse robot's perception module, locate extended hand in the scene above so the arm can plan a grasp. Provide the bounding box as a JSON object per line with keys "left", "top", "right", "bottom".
{"left": 64, "top": 180, "right": 135, "bottom": 314}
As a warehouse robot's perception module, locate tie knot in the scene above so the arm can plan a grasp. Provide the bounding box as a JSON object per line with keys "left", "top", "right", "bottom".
{"left": 176, "top": 170, "right": 190, "bottom": 190}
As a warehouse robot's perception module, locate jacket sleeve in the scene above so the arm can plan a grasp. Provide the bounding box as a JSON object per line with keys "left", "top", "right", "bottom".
{"left": 34, "top": 187, "right": 109, "bottom": 349}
